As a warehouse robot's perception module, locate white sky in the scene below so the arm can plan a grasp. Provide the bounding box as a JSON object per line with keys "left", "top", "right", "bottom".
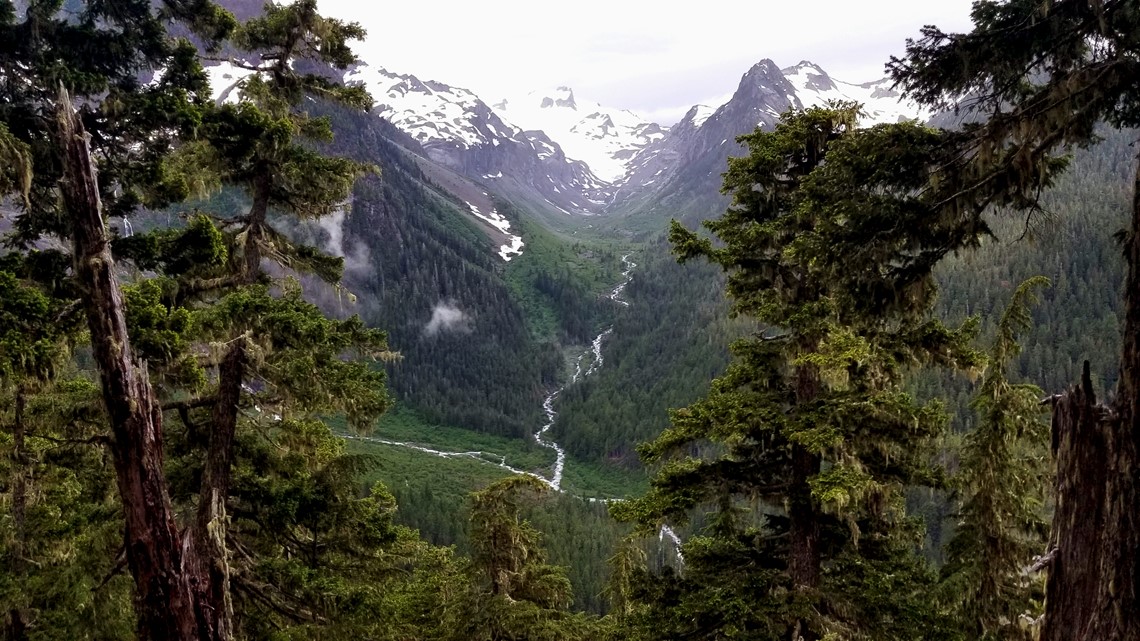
{"left": 318, "top": 0, "right": 976, "bottom": 124}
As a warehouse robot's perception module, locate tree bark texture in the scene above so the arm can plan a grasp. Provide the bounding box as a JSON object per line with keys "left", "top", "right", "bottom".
{"left": 195, "top": 342, "right": 245, "bottom": 641}
{"left": 243, "top": 171, "right": 270, "bottom": 284}
{"left": 788, "top": 363, "right": 822, "bottom": 641}
{"left": 1042, "top": 155, "right": 1140, "bottom": 641}
{"left": 1040, "top": 150, "right": 1140, "bottom": 641}
{"left": 57, "top": 91, "right": 206, "bottom": 641}
{"left": 1042, "top": 362, "right": 1112, "bottom": 641}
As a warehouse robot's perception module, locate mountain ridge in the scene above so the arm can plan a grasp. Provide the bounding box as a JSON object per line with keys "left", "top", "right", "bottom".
{"left": 332, "top": 57, "right": 926, "bottom": 224}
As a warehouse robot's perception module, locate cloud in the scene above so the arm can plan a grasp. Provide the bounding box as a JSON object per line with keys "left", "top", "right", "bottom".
{"left": 424, "top": 301, "right": 471, "bottom": 336}
{"left": 318, "top": 209, "right": 346, "bottom": 258}
{"left": 318, "top": 207, "right": 372, "bottom": 276}
{"left": 319, "top": 0, "right": 975, "bottom": 121}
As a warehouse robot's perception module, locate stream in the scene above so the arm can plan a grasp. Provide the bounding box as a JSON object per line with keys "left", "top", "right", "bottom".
{"left": 531, "top": 253, "right": 635, "bottom": 492}
{"left": 348, "top": 252, "right": 682, "bottom": 560}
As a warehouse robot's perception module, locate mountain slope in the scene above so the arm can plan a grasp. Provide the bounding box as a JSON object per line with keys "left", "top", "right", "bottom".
{"left": 344, "top": 65, "right": 610, "bottom": 217}
{"left": 607, "top": 59, "right": 800, "bottom": 229}
{"left": 494, "top": 86, "right": 666, "bottom": 184}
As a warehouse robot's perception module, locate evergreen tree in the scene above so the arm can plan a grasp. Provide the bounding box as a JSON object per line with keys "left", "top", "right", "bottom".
{"left": 614, "top": 104, "right": 984, "bottom": 640}
{"left": 449, "top": 475, "right": 597, "bottom": 641}
{"left": 890, "top": 3, "right": 1140, "bottom": 637}
{"left": 1, "top": 0, "right": 393, "bottom": 638}
{"left": 940, "top": 277, "right": 1051, "bottom": 640}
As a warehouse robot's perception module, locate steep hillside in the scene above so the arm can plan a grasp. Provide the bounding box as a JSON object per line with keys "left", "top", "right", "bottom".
{"left": 344, "top": 64, "right": 612, "bottom": 217}
{"left": 310, "top": 103, "right": 621, "bottom": 439}
{"left": 494, "top": 86, "right": 666, "bottom": 184}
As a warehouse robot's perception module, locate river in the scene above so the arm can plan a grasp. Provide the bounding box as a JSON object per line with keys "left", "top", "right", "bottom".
{"left": 347, "top": 252, "right": 682, "bottom": 560}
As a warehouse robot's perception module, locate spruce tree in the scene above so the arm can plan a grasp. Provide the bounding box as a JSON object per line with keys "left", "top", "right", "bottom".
{"left": 940, "top": 277, "right": 1051, "bottom": 641}
{"left": 890, "top": 3, "right": 1140, "bottom": 637}
{"left": 1, "top": 0, "right": 393, "bottom": 638}
{"left": 614, "top": 104, "right": 984, "bottom": 640}
{"left": 451, "top": 475, "right": 597, "bottom": 641}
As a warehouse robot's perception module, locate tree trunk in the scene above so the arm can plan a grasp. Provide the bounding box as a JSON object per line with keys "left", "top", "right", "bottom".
{"left": 243, "top": 171, "right": 270, "bottom": 284}
{"left": 194, "top": 342, "right": 244, "bottom": 641}
{"left": 6, "top": 388, "right": 27, "bottom": 641}
{"left": 788, "top": 364, "right": 822, "bottom": 641}
{"left": 188, "top": 165, "right": 272, "bottom": 637}
{"left": 788, "top": 444, "right": 821, "bottom": 589}
{"left": 1041, "top": 362, "right": 1113, "bottom": 641}
{"left": 56, "top": 90, "right": 204, "bottom": 641}
{"left": 1083, "top": 150, "right": 1140, "bottom": 639}
{"left": 1042, "top": 151, "right": 1140, "bottom": 641}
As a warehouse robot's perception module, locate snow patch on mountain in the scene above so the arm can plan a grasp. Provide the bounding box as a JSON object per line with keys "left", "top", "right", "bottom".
{"left": 466, "top": 201, "right": 524, "bottom": 261}
{"left": 780, "top": 61, "right": 929, "bottom": 125}
{"left": 494, "top": 86, "right": 666, "bottom": 183}
{"left": 345, "top": 65, "right": 516, "bottom": 148}
{"left": 206, "top": 61, "right": 254, "bottom": 104}
{"left": 689, "top": 104, "right": 717, "bottom": 128}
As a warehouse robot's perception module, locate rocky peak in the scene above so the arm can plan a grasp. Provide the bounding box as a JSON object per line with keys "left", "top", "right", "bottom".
{"left": 733, "top": 59, "right": 798, "bottom": 107}
{"left": 781, "top": 60, "right": 837, "bottom": 93}
{"left": 540, "top": 86, "right": 578, "bottom": 110}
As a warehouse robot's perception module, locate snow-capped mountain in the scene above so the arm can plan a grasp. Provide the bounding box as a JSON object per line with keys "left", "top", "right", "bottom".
{"left": 197, "top": 48, "right": 938, "bottom": 268}
{"left": 493, "top": 87, "right": 666, "bottom": 184}
{"left": 608, "top": 59, "right": 930, "bottom": 221}
{"left": 331, "top": 58, "right": 930, "bottom": 222}
{"left": 610, "top": 59, "right": 799, "bottom": 214}
{"left": 343, "top": 64, "right": 610, "bottom": 215}
{"left": 780, "top": 61, "right": 930, "bottom": 125}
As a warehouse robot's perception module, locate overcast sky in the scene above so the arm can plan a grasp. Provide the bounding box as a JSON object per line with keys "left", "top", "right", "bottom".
{"left": 318, "top": 0, "right": 977, "bottom": 124}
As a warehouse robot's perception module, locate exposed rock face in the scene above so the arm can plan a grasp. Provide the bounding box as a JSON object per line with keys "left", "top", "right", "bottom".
{"left": 493, "top": 86, "right": 666, "bottom": 186}
{"left": 344, "top": 64, "right": 606, "bottom": 214}
{"left": 609, "top": 60, "right": 798, "bottom": 218}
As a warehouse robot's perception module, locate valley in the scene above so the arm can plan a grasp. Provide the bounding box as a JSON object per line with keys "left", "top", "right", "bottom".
{"left": 303, "top": 46, "right": 1131, "bottom": 623}
{"left": 3, "top": 1, "right": 1135, "bottom": 637}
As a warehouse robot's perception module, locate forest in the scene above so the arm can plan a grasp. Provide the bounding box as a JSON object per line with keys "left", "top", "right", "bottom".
{"left": 1, "top": 0, "right": 1139, "bottom": 640}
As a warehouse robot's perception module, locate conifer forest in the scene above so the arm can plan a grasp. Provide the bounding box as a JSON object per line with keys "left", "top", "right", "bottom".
{"left": 1, "top": 1, "right": 1139, "bottom": 640}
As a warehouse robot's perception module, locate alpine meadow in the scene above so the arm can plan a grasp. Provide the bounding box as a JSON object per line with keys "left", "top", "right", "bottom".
{"left": 1, "top": 1, "right": 1138, "bottom": 640}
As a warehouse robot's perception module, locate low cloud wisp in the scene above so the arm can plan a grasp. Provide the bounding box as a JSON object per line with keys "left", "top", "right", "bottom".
{"left": 424, "top": 301, "right": 471, "bottom": 336}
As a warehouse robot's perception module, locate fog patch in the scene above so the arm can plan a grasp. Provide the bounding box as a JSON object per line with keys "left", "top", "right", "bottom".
{"left": 424, "top": 301, "right": 471, "bottom": 336}
{"left": 319, "top": 210, "right": 347, "bottom": 257}
{"left": 318, "top": 208, "right": 372, "bottom": 276}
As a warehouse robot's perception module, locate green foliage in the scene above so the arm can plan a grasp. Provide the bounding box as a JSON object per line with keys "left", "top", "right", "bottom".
{"left": 619, "top": 105, "right": 986, "bottom": 640}
{"left": 939, "top": 278, "right": 1051, "bottom": 640}
{"left": 451, "top": 475, "right": 602, "bottom": 641}
{"left": 305, "top": 103, "right": 569, "bottom": 438}
{"left": 195, "top": 284, "right": 393, "bottom": 428}
{"left": 112, "top": 214, "right": 228, "bottom": 278}
{"left": 552, "top": 244, "right": 738, "bottom": 467}
{"left": 0, "top": 376, "right": 134, "bottom": 640}
{"left": 502, "top": 214, "right": 622, "bottom": 342}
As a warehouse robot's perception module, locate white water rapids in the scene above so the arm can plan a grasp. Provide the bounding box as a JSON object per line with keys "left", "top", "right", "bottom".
{"left": 348, "top": 253, "right": 682, "bottom": 561}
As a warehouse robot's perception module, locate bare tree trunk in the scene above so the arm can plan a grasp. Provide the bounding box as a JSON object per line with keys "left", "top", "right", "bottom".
{"left": 194, "top": 342, "right": 244, "bottom": 641}
{"left": 1042, "top": 154, "right": 1140, "bottom": 641}
{"left": 1042, "top": 362, "right": 1112, "bottom": 641}
{"left": 57, "top": 90, "right": 204, "bottom": 641}
{"left": 1084, "top": 151, "right": 1140, "bottom": 639}
{"left": 187, "top": 167, "right": 272, "bottom": 639}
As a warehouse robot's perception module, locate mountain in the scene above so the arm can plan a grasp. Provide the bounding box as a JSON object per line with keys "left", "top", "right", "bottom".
{"left": 607, "top": 59, "right": 802, "bottom": 226}
{"left": 343, "top": 65, "right": 611, "bottom": 218}
{"left": 204, "top": 53, "right": 929, "bottom": 247}
{"left": 493, "top": 86, "right": 666, "bottom": 184}
{"left": 330, "top": 59, "right": 931, "bottom": 230}
{"left": 780, "top": 60, "right": 930, "bottom": 125}
{"left": 603, "top": 59, "right": 931, "bottom": 230}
